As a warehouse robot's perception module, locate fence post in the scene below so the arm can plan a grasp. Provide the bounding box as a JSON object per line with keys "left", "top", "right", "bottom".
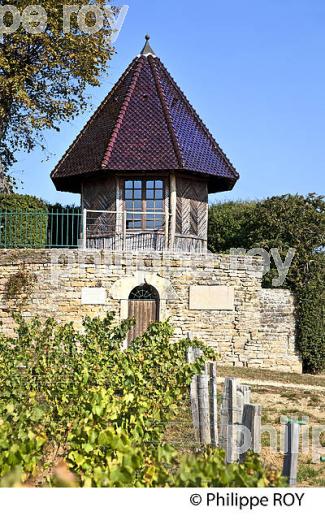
{"left": 207, "top": 361, "right": 218, "bottom": 447}
{"left": 197, "top": 374, "right": 211, "bottom": 445}
{"left": 282, "top": 421, "right": 300, "bottom": 486}
{"left": 240, "top": 404, "right": 262, "bottom": 461}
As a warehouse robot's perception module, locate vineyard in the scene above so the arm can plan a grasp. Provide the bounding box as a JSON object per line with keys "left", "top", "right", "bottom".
{"left": 0, "top": 314, "right": 285, "bottom": 487}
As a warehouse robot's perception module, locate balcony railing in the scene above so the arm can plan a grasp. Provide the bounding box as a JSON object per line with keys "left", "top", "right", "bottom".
{"left": 84, "top": 210, "right": 169, "bottom": 251}
{"left": 0, "top": 208, "right": 207, "bottom": 252}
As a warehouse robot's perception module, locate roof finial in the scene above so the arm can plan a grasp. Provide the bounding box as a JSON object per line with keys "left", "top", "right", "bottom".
{"left": 140, "top": 34, "right": 155, "bottom": 57}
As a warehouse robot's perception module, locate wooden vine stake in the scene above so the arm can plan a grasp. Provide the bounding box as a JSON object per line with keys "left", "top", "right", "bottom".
{"left": 282, "top": 421, "right": 300, "bottom": 486}
{"left": 220, "top": 378, "right": 254, "bottom": 462}
{"left": 197, "top": 374, "right": 211, "bottom": 445}
{"left": 240, "top": 404, "right": 262, "bottom": 462}
{"left": 206, "top": 361, "right": 218, "bottom": 447}
{"left": 220, "top": 377, "right": 237, "bottom": 462}
{"left": 237, "top": 384, "right": 251, "bottom": 423}
{"left": 186, "top": 345, "right": 201, "bottom": 442}
{"left": 187, "top": 342, "right": 218, "bottom": 446}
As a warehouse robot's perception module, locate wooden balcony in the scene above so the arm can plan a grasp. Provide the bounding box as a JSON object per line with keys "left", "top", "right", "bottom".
{"left": 83, "top": 210, "right": 207, "bottom": 253}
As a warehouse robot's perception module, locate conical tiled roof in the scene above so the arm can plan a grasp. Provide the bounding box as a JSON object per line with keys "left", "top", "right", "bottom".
{"left": 51, "top": 39, "right": 239, "bottom": 193}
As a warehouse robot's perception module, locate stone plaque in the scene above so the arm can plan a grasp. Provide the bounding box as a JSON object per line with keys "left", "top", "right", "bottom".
{"left": 189, "top": 286, "right": 234, "bottom": 311}
{"left": 81, "top": 287, "right": 106, "bottom": 305}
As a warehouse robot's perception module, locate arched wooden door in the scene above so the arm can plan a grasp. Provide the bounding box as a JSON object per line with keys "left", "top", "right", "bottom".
{"left": 128, "top": 285, "right": 160, "bottom": 344}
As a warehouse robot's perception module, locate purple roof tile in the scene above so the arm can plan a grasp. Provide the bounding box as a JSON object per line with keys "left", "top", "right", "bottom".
{"left": 51, "top": 45, "right": 239, "bottom": 194}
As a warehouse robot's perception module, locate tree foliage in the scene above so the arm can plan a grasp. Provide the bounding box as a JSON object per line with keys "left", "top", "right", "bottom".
{"left": 0, "top": 0, "right": 115, "bottom": 170}
{"left": 208, "top": 194, "right": 325, "bottom": 373}
{"left": 247, "top": 194, "right": 325, "bottom": 289}
{"left": 0, "top": 314, "right": 284, "bottom": 487}
{"left": 208, "top": 201, "right": 256, "bottom": 253}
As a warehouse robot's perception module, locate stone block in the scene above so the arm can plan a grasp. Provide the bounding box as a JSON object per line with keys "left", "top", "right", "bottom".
{"left": 189, "top": 285, "right": 235, "bottom": 311}
{"left": 81, "top": 287, "right": 107, "bottom": 305}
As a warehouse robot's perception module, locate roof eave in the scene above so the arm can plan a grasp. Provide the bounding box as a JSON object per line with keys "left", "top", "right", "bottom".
{"left": 51, "top": 167, "right": 239, "bottom": 195}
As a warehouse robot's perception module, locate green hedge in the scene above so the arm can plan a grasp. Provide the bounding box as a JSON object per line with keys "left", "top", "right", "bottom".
{"left": 296, "top": 254, "right": 325, "bottom": 373}
{"left": 0, "top": 194, "right": 48, "bottom": 248}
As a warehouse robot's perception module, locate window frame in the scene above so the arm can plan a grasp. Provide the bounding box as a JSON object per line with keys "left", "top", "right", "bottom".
{"left": 124, "top": 179, "right": 165, "bottom": 232}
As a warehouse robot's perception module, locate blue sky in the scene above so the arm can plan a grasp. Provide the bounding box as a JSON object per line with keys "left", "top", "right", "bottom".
{"left": 12, "top": 0, "right": 325, "bottom": 205}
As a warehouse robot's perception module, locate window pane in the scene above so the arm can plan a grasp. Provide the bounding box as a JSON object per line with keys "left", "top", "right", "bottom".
{"left": 125, "top": 181, "right": 133, "bottom": 189}
{"left": 146, "top": 220, "right": 155, "bottom": 229}
{"left": 155, "top": 180, "right": 163, "bottom": 189}
{"left": 134, "top": 181, "right": 142, "bottom": 190}
{"left": 155, "top": 190, "right": 163, "bottom": 200}
{"left": 125, "top": 200, "right": 133, "bottom": 210}
{"left": 134, "top": 189, "right": 142, "bottom": 199}
{"left": 125, "top": 190, "right": 133, "bottom": 199}
{"left": 146, "top": 181, "right": 154, "bottom": 189}
{"left": 155, "top": 199, "right": 163, "bottom": 210}
{"left": 134, "top": 220, "right": 142, "bottom": 229}
{"left": 146, "top": 189, "right": 154, "bottom": 200}
{"left": 147, "top": 200, "right": 155, "bottom": 209}
{"left": 133, "top": 199, "right": 142, "bottom": 210}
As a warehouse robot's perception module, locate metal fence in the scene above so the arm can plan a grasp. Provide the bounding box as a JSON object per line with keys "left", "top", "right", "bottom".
{"left": 0, "top": 209, "right": 82, "bottom": 249}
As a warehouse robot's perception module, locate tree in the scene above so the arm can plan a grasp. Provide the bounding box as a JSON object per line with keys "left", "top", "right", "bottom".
{"left": 0, "top": 160, "right": 12, "bottom": 193}
{"left": 0, "top": 0, "right": 116, "bottom": 180}
{"left": 247, "top": 194, "right": 325, "bottom": 289}
{"left": 247, "top": 194, "right": 325, "bottom": 373}
{"left": 208, "top": 194, "right": 325, "bottom": 372}
{"left": 208, "top": 201, "right": 256, "bottom": 253}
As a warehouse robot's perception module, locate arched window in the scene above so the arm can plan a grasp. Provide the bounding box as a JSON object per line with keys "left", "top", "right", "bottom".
{"left": 129, "top": 284, "right": 160, "bottom": 301}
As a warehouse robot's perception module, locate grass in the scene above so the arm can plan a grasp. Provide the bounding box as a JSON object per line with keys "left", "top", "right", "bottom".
{"left": 308, "top": 395, "right": 322, "bottom": 405}
{"left": 298, "top": 464, "right": 319, "bottom": 482}
{"left": 280, "top": 391, "right": 298, "bottom": 399}
{"left": 280, "top": 408, "right": 302, "bottom": 415}
{"left": 320, "top": 432, "right": 325, "bottom": 448}
{"left": 218, "top": 366, "right": 325, "bottom": 388}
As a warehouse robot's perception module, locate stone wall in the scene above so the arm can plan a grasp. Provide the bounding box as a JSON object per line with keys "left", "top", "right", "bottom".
{"left": 0, "top": 249, "right": 302, "bottom": 373}
{"left": 259, "top": 289, "right": 298, "bottom": 370}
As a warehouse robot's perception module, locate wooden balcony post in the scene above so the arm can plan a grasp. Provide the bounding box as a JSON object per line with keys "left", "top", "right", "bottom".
{"left": 82, "top": 209, "right": 87, "bottom": 250}
{"left": 164, "top": 184, "right": 170, "bottom": 251}
{"left": 169, "top": 173, "right": 177, "bottom": 250}
{"left": 122, "top": 211, "right": 127, "bottom": 251}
